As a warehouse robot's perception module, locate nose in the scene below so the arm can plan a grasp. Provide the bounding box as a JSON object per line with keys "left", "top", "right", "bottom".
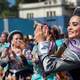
{"left": 67, "top": 24, "right": 73, "bottom": 31}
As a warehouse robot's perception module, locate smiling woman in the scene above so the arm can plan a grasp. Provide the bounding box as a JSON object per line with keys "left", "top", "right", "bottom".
{"left": 67, "top": 16, "right": 80, "bottom": 39}
{"left": 36, "top": 13, "right": 80, "bottom": 79}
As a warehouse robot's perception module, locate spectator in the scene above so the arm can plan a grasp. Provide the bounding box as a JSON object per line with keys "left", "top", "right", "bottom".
{"left": 0, "top": 30, "right": 33, "bottom": 79}
{"left": 0, "top": 32, "right": 9, "bottom": 56}
{"left": 31, "top": 23, "right": 57, "bottom": 80}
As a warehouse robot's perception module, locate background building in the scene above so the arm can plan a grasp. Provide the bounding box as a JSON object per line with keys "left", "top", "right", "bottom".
{"left": 18, "top": 0, "right": 80, "bottom": 34}
{"left": 19, "top": 0, "right": 80, "bottom": 19}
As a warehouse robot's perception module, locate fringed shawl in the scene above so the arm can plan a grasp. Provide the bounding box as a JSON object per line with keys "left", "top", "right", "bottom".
{"left": 68, "top": 39, "right": 80, "bottom": 54}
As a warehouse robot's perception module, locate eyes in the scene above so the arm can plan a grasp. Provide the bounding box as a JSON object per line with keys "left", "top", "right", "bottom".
{"left": 68, "top": 22, "right": 80, "bottom": 26}
{"left": 15, "top": 38, "right": 22, "bottom": 40}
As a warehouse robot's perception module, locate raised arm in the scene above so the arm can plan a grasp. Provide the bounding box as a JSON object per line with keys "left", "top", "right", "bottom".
{"left": 38, "top": 41, "right": 80, "bottom": 73}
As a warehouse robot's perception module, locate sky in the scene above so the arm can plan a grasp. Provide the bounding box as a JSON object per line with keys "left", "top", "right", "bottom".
{"left": 7, "top": 0, "right": 16, "bottom": 7}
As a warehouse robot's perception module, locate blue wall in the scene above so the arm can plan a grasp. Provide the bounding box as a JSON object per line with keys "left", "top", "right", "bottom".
{"left": 0, "top": 19, "right": 4, "bottom": 35}
{"left": 0, "top": 16, "right": 69, "bottom": 35}
{"left": 8, "top": 18, "right": 34, "bottom": 35}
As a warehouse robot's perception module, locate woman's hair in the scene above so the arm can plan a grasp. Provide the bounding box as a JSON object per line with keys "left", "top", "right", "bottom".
{"left": 50, "top": 27, "right": 60, "bottom": 40}
{"left": 8, "top": 30, "right": 23, "bottom": 43}
{"left": 73, "top": 7, "right": 80, "bottom": 16}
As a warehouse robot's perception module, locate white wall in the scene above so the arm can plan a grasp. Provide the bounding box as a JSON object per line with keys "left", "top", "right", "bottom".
{"left": 19, "top": 0, "right": 78, "bottom": 19}
{"left": 19, "top": 7, "right": 64, "bottom": 19}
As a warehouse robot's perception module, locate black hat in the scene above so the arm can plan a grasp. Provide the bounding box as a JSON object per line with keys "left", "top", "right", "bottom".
{"left": 73, "top": 6, "right": 80, "bottom": 16}
{"left": 8, "top": 30, "right": 23, "bottom": 42}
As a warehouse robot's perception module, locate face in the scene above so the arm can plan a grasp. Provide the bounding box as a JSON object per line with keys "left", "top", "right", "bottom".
{"left": 67, "top": 16, "right": 80, "bottom": 39}
{"left": 0, "top": 33, "right": 7, "bottom": 43}
{"left": 11, "top": 34, "right": 22, "bottom": 47}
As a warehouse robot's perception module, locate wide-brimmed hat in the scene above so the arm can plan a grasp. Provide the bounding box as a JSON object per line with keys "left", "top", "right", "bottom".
{"left": 8, "top": 30, "right": 23, "bottom": 42}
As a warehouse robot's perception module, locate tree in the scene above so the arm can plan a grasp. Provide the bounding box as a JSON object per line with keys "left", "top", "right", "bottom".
{"left": 0, "top": 0, "right": 24, "bottom": 18}
{"left": 0, "top": 0, "right": 9, "bottom": 18}
{"left": 0, "top": 0, "right": 46, "bottom": 18}
{"left": 11, "top": 0, "right": 25, "bottom": 17}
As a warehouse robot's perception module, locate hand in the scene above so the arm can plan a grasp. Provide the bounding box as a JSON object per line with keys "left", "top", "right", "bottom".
{"left": 19, "top": 40, "right": 26, "bottom": 49}
{"left": 17, "top": 40, "right": 26, "bottom": 49}
{"left": 32, "top": 53, "right": 39, "bottom": 63}
{"left": 43, "top": 24, "right": 49, "bottom": 37}
{"left": 34, "top": 25, "right": 45, "bottom": 43}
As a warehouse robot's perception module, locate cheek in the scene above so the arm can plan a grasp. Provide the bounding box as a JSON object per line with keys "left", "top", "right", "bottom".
{"left": 12, "top": 40, "right": 16, "bottom": 44}
{"left": 78, "top": 27, "right": 80, "bottom": 32}
{"left": 74, "top": 27, "right": 80, "bottom": 37}
{"left": 77, "top": 28, "right": 80, "bottom": 35}
{"left": 68, "top": 27, "right": 80, "bottom": 39}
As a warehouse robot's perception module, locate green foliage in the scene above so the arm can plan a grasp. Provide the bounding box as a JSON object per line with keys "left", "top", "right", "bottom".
{"left": 0, "top": 0, "right": 9, "bottom": 18}
{"left": 0, "top": 0, "right": 45, "bottom": 18}
{"left": 1, "top": 10, "right": 9, "bottom": 18}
